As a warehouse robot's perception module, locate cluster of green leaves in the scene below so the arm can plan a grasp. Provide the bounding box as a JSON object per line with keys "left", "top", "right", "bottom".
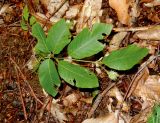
{"left": 21, "top": 5, "right": 36, "bottom": 30}
{"left": 148, "top": 105, "right": 160, "bottom": 123}
{"left": 32, "top": 19, "right": 148, "bottom": 97}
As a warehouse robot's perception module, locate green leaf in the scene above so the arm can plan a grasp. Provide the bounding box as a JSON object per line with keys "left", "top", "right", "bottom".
{"left": 68, "top": 23, "right": 113, "bottom": 59}
{"left": 58, "top": 61, "right": 99, "bottom": 88}
{"left": 22, "top": 5, "right": 29, "bottom": 21}
{"left": 46, "top": 19, "right": 71, "bottom": 54}
{"left": 20, "top": 18, "right": 28, "bottom": 30}
{"left": 102, "top": 44, "right": 149, "bottom": 70}
{"left": 32, "top": 23, "right": 50, "bottom": 54}
{"left": 91, "top": 23, "right": 113, "bottom": 38}
{"left": 29, "top": 16, "right": 36, "bottom": 25}
{"left": 147, "top": 105, "right": 160, "bottom": 123}
{"left": 38, "top": 59, "right": 61, "bottom": 97}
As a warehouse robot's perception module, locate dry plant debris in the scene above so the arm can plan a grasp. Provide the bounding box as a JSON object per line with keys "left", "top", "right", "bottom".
{"left": 0, "top": 0, "right": 160, "bottom": 123}
{"left": 134, "top": 25, "right": 160, "bottom": 40}
{"left": 109, "top": 0, "right": 130, "bottom": 25}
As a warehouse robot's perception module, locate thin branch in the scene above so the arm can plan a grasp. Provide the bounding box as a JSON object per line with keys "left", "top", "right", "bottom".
{"left": 10, "top": 58, "right": 43, "bottom": 105}
{"left": 87, "top": 82, "right": 116, "bottom": 118}
{"left": 113, "top": 26, "right": 155, "bottom": 32}
{"left": 116, "top": 54, "right": 160, "bottom": 119}
{"left": 46, "top": 96, "right": 53, "bottom": 123}
{"left": 14, "top": 66, "right": 28, "bottom": 120}
{"left": 38, "top": 96, "right": 51, "bottom": 120}
{"left": 123, "top": 55, "right": 159, "bottom": 100}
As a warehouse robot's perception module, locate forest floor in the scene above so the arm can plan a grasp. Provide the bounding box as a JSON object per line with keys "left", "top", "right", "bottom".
{"left": 0, "top": 0, "right": 160, "bottom": 123}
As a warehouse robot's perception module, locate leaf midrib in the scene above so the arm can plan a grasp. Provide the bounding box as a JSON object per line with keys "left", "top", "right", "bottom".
{"left": 47, "top": 60, "right": 54, "bottom": 85}
{"left": 69, "top": 34, "right": 102, "bottom": 56}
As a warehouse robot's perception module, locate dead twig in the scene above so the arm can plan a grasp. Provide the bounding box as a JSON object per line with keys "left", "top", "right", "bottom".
{"left": 113, "top": 26, "right": 155, "bottom": 32}
{"left": 14, "top": 65, "right": 28, "bottom": 120}
{"left": 46, "top": 96, "right": 53, "bottom": 123}
{"left": 115, "top": 55, "right": 160, "bottom": 121}
{"left": 38, "top": 96, "right": 51, "bottom": 120}
{"left": 10, "top": 58, "right": 43, "bottom": 105}
{"left": 117, "top": 54, "right": 160, "bottom": 118}
{"left": 123, "top": 55, "right": 159, "bottom": 100}
{"left": 87, "top": 82, "right": 116, "bottom": 118}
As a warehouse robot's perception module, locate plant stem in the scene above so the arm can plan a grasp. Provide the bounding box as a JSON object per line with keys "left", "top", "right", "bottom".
{"left": 72, "top": 59, "right": 96, "bottom": 63}
{"left": 100, "top": 66, "right": 108, "bottom": 73}
{"left": 56, "top": 57, "right": 96, "bottom": 63}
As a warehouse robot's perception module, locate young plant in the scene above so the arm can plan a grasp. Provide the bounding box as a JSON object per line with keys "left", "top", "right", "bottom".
{"left": 21, "top": 5, "right": 36, "bottom": 30}
{"left": 31, "top": 19, "right": 148, "bottom": 97}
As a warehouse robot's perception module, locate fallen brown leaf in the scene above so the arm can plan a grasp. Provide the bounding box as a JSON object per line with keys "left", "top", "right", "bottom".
{"left": 63, "top": 93, "right": 80, "bottom": 106}
{"left": 108, "top": 87, "right": 129, "bottom": 112}
{"left": 108, "top": 32, "right": 127, "bottom": 52}
{"left": 82, "top": 113, "right": 119, "bottom": 123}
{"left": 109, "top": 0, "right": 130, "bottom": 25}
{"left": 134, "top": 74, "right": 160, "bottom": 109}
{"left": 130, "top": 107, "right": 152, "bottom": 123}
{"left": 65, "top": 5, "right": 80, "bottom": 19}
{"left": 127, "top": 67, "right": 149, "bottom": 98}
{"left": 76, "top": 0, "right": 102, "bottom": 33}
{"left": 51, "top": 99, "right": 68, "bottom": 123}
{"left": 134, "top": 25, "right": 160, "bottom": 40}
{"left": 0, "top": 4, "right": 10, "bottom": 15}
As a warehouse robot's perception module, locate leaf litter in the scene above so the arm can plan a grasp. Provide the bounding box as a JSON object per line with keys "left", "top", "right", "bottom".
{"left": 0, "top": 0, "right": 160, "bottom": 122}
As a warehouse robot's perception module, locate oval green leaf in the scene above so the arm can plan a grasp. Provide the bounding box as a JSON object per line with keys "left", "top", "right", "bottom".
{"left": 32, "top": 23, "right": 50, "bottom": 54}
{"left": 68, "top": 28, "right": 104, "bottom": 59}
{"left": 38, "top": 59, "right": 61, "bottom": 97}
{"left": 46, "top": 19, "right": 71, "bottom": 54}
{"left": 58, "top": 61, "right": 99, "bottom": 88}
{"left": 68, "top": 23, "right": 113, "bottom": 59}
{"left": 102, "top": 44, "right": 149, "bottom": 70}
